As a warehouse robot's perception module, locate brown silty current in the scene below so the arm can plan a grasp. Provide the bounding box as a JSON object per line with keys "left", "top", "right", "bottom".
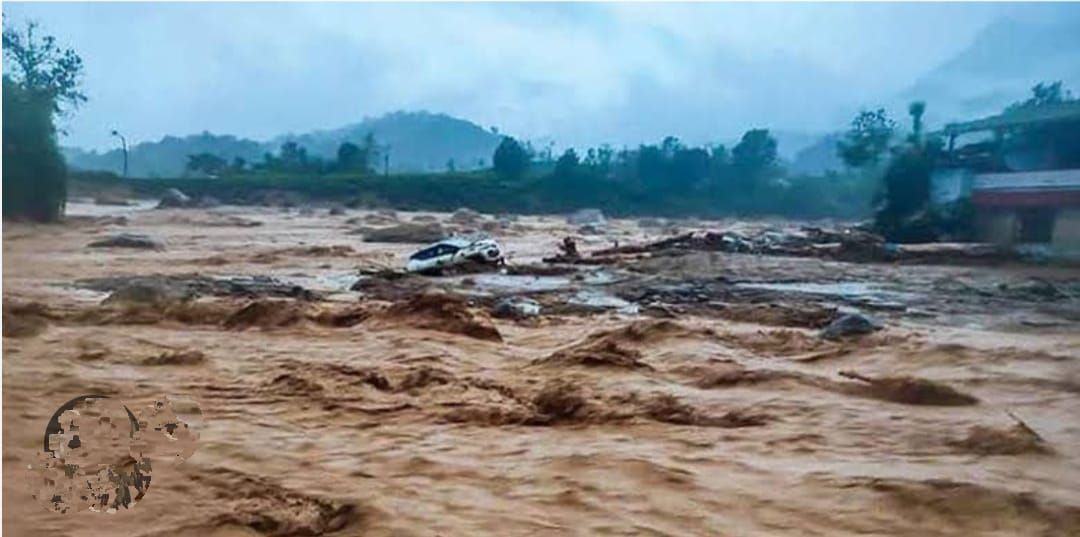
{"left": 4, "top": 201, "right": 1080, "bottom": 536}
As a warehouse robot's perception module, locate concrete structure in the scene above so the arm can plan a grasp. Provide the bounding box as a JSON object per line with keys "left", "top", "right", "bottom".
{"left": 943, "top": 101, "right": 1080, "bottom": 141}
{"left": 970, "top": 169, "right": 1080, "bottom": 252}
{"left": 932, "top": 102, "right": 1080, "bottom": 256}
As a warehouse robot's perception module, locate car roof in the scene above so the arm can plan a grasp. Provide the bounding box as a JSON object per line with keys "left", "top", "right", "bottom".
{"left": 427, "top": 236, "right": 498, "bottom": 248}
{"left": 437, "top": 237, "right": 474, "bottom": 248}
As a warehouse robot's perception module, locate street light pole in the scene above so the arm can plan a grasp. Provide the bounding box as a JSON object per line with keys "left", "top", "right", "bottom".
{"left": 383, "top": 144, "right": 390, "bottom": 177}
{"left": 110, "top": 129, "right": 128, "bottom": 177}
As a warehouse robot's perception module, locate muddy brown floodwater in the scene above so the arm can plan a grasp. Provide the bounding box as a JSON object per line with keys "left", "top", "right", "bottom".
{"left": 4, "top": 202, "right": 1080, "bottom": 536}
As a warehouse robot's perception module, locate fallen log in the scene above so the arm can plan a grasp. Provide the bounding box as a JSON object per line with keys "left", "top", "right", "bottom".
{"left": 591, "top": 232, "right": 697, "bottom": 256}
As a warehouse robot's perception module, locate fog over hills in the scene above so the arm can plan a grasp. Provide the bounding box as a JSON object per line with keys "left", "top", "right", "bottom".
{"left": 63, "top": 134, "right": 266, "bottom": 178}
{"left": 35, "top": 4, "right": 1080, "bottom": 178}
{"left": 63, "top": 112, "right": 503, "bottom": 177}
{"left": 62, "top": 115, "right": 837, "bottom": 178}
{"left": 791, "top": 16, "right": 1080, "bottom": 176}
{"left": 272, "top": 111, "right": 502, "bottom": 172}
{"left": 901, "top": 17, "right": 1080, "bottom": 127}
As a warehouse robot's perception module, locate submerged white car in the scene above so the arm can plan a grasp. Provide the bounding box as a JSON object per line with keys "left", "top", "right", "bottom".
{"left": 405, "top": 237, "right": 505, "bottom": 274}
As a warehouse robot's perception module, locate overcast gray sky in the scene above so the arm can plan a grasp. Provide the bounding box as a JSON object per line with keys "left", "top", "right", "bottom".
{"left": 3, "top": 2, "right": 1077, "bottom": 151}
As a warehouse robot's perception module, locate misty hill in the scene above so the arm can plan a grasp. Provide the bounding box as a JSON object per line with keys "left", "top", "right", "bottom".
{"left": 62, "top": 111, "right": 503, "bottom": 177}
{"left": 768, "top": 130, "right": 828, "bottom": 162}
{"left": 788, "top": 133, "right": 844, "bottom": 176}
{"left": 273, "top": 111, "right": 501, "bottom": 173}
{"left": 62, "top": 133, "right": 266, "bottom": 178}
{"left": 715, "top": 129, "right": 839, "bottom": 175}
{"left": 784, "top": 17, "right": 1080, "bottom": 178}
{"left": 902, "top": 17, "right": 1080, "bottom": 126}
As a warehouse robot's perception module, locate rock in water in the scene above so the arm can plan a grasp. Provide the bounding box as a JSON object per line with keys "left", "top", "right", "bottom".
{"left": 577, "top": 224, "right": 605, "bottom": 235}
{"left": 103, "top": 281, "right": 192, "bottom": 305}
{"left": 820, "top": 312, "right": 883, "bottom": 340}
{"left": 156, "top": 188, "right": 192, "bottom": 209}
{"left": 492, "top": 297, "right": 541, "bottom": 320}
{"left": 450, "top": 208, "right": 482, "bottom": 224}
{"left": 87, "top": 233, "right": 165, "bottom": 250}
{"left": 354, "top": 223, "right": 447, "bottom": 243}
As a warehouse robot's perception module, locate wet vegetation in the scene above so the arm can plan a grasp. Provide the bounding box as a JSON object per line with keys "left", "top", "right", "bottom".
{"left": 70, "top": 129, "right": 877, "bottom": 220}
{"left": 2, "top": 21, "right": 85, "bottom": 222}
{"left": 5, "top": 18, "right": 1079, "bottom": 240}
{"left": 62, "top": 82, "right": 1077, "bottom": 237}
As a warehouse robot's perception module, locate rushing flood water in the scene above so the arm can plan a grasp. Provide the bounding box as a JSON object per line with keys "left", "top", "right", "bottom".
{"left": 458, "top": 270, "right": 622, "bottom": 295}
{"left": 276, "top": 272, "right": 361, "bottom": 293}
{"left": 735, "top": 281, "right": 899, "bottom": 297}
{"left": 4, "top": 205, "right": 1079, "bottom": 536}
{"left": 466, "top": 273, "right": 572, "bottom": 293}
{"left": 735, "top": 281, "right": 915, "bottom": 310}
{"left": 568, "top": 289, "right": 640, "bottom": 314}
{"left": 65, "top": 199, "right": 159, "bottom": 217}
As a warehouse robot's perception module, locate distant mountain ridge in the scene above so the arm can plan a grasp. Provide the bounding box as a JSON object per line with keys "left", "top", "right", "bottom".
{"left": 901, "top": 17, "right": 1080, "bottom": 127}
{"left": 62, "top": 111, "right": 503, "bottom": 177}
{"left": 788, "top": 16, "right": 1080, "bottom": 177}
{"left": 63, "top": 133, "right": 266, "bottom": 178}
{"left": 65, "top": 17, "right": 1079, "bottom": 180}
{"left": 273, "top": 111, "right": 501, "bottom": 173}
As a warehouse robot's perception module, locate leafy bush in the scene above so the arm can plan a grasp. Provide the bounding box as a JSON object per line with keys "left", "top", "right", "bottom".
{"left": 3, "top": 77, "right": 67, "bottom": 221}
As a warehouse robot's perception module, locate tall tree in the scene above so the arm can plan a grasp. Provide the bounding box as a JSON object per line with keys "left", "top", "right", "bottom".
{"left": 733, "top": 130, "right": 777, "bottom": 169}
{"left": 277, "top": 141, "right": 313, "bottom": 172}
{"left": 554, "top": 148, "right": 580, "bottom": 179}
{"left": 874, "top": 103, "right": 940, "bottom": 242}
{"left": 636, "top": 144, "right": 666, "bottom": 187}
{"left": 492, "top": 136, "right": 530, "bottom": 180}
{"left": 336, "top": 141, "right": 369, "bottom": 173}
{"left": 2, "top": 20, "right": 86, "bottom": 114}
{"left": 837, "top": 109, "right": 896, "bottom": 169}
{"left": 185, "top": 152, "right": 228, "bottom": 176}
{"left": 908, "top": 101, "right": 926, "bottom": 142}
{"left": 2, "top": 20, "right": 85, "bottom": 222}
{"left": 670, "top": 147, "right": 710, "bottom": 188}
{"left": 361, "top": 132, "right": 380, "bottom": 163}
{"left": 732, "top": 128, "right": 779, "bottom": 189}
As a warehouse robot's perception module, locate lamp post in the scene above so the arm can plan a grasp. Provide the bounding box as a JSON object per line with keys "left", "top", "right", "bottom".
{"left": 110, "top": 130, "right": 128, "bottom": 177}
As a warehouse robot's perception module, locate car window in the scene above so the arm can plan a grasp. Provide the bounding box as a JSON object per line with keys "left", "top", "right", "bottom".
{"left": 409, "top": 245, "right": 442, "bottom": 260}
{"left": 412, "top": 244, "right": 461, "bottom": 260}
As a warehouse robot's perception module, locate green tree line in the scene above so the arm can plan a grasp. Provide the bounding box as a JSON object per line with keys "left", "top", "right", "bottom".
{"left": 185, "top": 133, "right": 382, "bottom": 177}
{"left": 482, "top": 128, "right": 875, "bottom": 219}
